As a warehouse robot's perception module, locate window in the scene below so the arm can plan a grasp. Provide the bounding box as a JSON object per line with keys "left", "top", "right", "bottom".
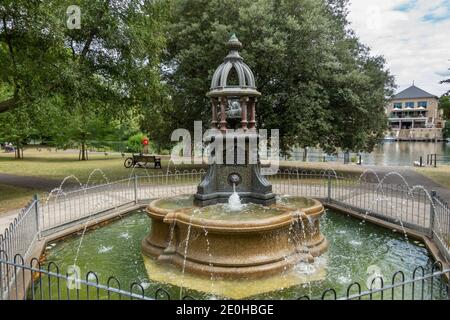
{"left": 418, "top": 101, "right": 427, "bottom": 108}
{"left": 393, "top": 103, "right": 402, "bottom": 109}
{"left": 405, "top": 102, "right": 414, "bottom": 108}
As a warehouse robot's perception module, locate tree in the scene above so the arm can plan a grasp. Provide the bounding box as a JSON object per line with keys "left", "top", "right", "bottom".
{"left": 159, "top": 0, "right": 395, "bottom": 155}
{"left": 0, "top": 0, "right": 67, "bottom": 114}
{"left": 439, "top": 95, "right": 450, "bottom": 120}
{"left": 54, "top": 0, "right": 167, "bottom": 159}
{"left": 0, "top": 107, "right": 31, "bottom": 158}
{"left": 1, "top": 0, "right": 168, "bottom": 159}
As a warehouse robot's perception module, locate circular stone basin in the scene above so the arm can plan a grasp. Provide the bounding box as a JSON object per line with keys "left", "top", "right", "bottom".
{"left": 142, "top": 195, "right": 328, "bottom": 279}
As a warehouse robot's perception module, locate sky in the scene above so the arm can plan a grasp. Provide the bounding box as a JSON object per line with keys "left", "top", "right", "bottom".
{"left": 348, "top": 0, "right": 450, "bottom": 96}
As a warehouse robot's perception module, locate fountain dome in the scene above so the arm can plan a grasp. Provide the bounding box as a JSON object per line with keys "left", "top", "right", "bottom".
{"left": 208, "top": 34, "right": 260, "bottom": 98}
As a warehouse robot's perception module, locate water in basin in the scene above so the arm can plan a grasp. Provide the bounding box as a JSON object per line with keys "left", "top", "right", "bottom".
{"left": 277, "top": 195, "right": 316, "bottom": 208}
{"left": 187, "top": 203, "right": 286, "bottom": 221}
{"left": 152, "top": 195, "right": 194, "bottom": 210}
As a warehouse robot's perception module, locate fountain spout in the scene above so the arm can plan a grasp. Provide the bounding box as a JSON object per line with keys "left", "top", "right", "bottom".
{"left": 228, "top": 183, "right": 243, "bottom": 211}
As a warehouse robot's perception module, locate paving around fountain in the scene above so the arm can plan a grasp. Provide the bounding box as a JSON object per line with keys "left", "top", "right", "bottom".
{"left": 1, "top": 35, "right": 449, "bottom": 309}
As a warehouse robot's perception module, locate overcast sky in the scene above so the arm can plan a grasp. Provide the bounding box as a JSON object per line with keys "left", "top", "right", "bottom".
{"left": 348, "top": 0, "right": 450, "bottom": 96}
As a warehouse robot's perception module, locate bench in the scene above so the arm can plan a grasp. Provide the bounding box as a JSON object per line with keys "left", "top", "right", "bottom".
{"left": 124, "top": 154, "right": 161, "bottom": 169}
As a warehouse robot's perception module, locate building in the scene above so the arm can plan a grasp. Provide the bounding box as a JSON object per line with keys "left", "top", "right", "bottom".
{"left": 386, "top": 85, "right": 445, "bottom": 141}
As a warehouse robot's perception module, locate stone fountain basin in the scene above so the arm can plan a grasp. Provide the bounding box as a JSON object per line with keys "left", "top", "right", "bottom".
{"left": 142, "top": 196, "right": 328, "bottom": 279}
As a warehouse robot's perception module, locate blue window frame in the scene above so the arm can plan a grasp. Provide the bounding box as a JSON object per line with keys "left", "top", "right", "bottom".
{"left": 405, "top": 102, "right": 414, "bottom": 108}
{"left": 393, "top": 103, "right": 402, "bottom": 109}
{"left": 418, "top": 101, "right": 427, "bottom": 108}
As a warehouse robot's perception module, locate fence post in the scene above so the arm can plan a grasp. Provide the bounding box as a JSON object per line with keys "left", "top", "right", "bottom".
{"left": 134, "top": 174, "right": 138, "bottom": 204}
{"left": 327, "top": 173, "right": 332, "bottom": 203}
{"left": 33, "top": 194, "right": 40, "bottom": 240}
{"left": 429, "top": 190, "right": 436, "bottom": 238}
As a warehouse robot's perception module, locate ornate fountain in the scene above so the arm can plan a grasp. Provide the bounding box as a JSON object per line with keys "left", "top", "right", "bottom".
{"left": 141, "top": 35, "right": 328, "bottom": 297}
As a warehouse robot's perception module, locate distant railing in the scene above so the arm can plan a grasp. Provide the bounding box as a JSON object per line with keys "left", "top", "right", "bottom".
{"left": 426, "top": 154, "right": 450, "bottom": 167}
{"left": 0, "top": 169, "right": 449, "bottom": 300}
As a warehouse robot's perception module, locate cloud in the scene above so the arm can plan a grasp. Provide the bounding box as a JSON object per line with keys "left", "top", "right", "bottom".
{"left": 348, "top": 0, "right": 450, "bottom": 96}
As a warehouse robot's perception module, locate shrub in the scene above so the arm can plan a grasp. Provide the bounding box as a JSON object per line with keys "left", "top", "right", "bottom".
{"left": 127, "top": 133, "right": 148, "bottom": 153}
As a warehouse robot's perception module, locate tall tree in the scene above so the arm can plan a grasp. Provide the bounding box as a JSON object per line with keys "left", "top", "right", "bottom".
{"left": 159, "top": 0, "right": 395, "bottom": 155}
{"left": 0, "top": 0, "right": 66, "bottom": 113}
{"left": 54, "top": 0, "right": 168, "bottom": 159}
{"left": 1, "top": 0, "right": 168, "bottom": 159}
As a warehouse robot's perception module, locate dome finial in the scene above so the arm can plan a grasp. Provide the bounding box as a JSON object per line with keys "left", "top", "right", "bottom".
{"left": 227, "top": 33, "right": 242, "bottom": 50}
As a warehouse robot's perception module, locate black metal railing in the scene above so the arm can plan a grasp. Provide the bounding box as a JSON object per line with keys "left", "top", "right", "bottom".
{"left": 0, "top": 252, "right": 448, "bottom": 300}
{"left": 1, "top": 169, "right": 449, "bottom": 300}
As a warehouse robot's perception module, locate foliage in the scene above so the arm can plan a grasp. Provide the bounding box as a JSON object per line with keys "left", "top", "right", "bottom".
{"left": 0, "top": 0, "right": 395, "bottom": 156}
{"left": 440, "top": 64, "right": 450, "bottom": 95}
{"left": 127, "top": 133, "right": 148, "bottom": 153}
{"left": 439, "top": 95, "right": 450, "bottom": 120}
{"left": 0, "top": 0, "right": 168, "bottom": 159}
{"left": 443, "top": 121, "right": 450, "bottom": 140}
{"left": 160, "top": 0, "right": 395, "bottom": 154}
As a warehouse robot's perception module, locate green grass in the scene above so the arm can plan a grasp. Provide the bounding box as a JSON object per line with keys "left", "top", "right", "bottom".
{"left": 416, "top": 165, "right": 450, "bottom": 189}
{"left": 0, "top": 148, "right": 367, "bottom": 184}
{"left": 0, "top": 184, "right": 45, "bottom": 215}
{"left": 0, "top": 148, "right": 200, "bottom": 183}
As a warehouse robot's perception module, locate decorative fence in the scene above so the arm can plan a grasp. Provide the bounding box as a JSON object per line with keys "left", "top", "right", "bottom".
{"left": 0, "top": 252, "right": 448, "bottom": 300}
{"left": 0, "top": 169, "right": 449, "bottom": 300}
{"left": 0, "top": 198, "right": 39, "bottom": 263}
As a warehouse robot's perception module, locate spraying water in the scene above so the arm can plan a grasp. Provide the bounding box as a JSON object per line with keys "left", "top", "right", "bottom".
{"left": 227, "top": 183, "right": 243, "bottom": 211}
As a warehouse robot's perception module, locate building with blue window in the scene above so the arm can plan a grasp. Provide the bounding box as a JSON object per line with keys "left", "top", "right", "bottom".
{"left": 386, "top": 85, "right": 445, "bottom": 140}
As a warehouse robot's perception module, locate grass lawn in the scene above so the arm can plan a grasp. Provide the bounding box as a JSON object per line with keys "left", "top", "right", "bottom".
{"left": 0, "top": 184, "right": 45, "bottom": 215}
{"left": 416, "top": 165, "right": 450, "bottom": 189}
{"left": 0, "top": 148, "right": 172, "bottom": 183}
{"left": 0, "top": 148, "right": 365, "bottom": 184}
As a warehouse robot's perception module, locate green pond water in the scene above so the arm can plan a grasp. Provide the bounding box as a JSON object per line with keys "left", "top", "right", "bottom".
{"left": 35, "top": 207, "right": 446, "bottom": 300}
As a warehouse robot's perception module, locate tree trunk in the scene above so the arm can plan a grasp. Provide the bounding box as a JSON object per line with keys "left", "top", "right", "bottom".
{"left": 15, "top": 147, "right": 23, "bottom": 159}
{"left": 80, "top": 139, "right": 88, "bottom": 161}
{"left": 302, "top": 147, "right": 308, "bottom": 162}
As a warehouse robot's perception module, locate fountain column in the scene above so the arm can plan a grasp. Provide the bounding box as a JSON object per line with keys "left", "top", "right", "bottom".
{"left": 240, "top": 97, "right": 248, "bottom": 130}
{"left": 211, "top": 98, "right": 218, "bottom": 128}
{"left": 219, "top": 97, "right": 227, "bottom": 132}
{"left": 249, "top": 98, "right": 256, "bottom": 129}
